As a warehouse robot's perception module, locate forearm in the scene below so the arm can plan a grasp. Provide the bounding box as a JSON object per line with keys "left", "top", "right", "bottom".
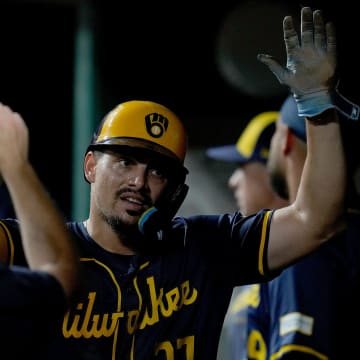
{"left": 3, "top": 162, "right": 80, "bottom": 299}
{"left": 296, "top": 109, "right": 346, "bottom": 240}
{"left": 268, "top": 109, "right": 346, "bottom": 270}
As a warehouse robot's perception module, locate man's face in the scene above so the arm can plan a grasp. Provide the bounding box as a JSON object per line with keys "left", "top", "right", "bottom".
{"left": 84, "top": 148, "right": 169, "bottom": 228}
{"left": 228, "top": 162, "right": 278, "bottom": 215}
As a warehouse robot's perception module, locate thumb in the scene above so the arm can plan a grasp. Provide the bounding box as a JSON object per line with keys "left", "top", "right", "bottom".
{"left": 257, "top": 54, "right": 287, "bottom": 86}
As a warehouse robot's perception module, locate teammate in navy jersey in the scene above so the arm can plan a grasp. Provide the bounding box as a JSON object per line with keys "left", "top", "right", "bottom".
{"left": 0, "top": 103, "right": 80, "bottom": 357}
{"left": 244, "top": 95, "right": 360, "bottom": 360}
{"left": 206, "top": 110, "right": 288, "bottom": 360}
{"left": 0, "top": 7, "right": 355, "bottom": 359}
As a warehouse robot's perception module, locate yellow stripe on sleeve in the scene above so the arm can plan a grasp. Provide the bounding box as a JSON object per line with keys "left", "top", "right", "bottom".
{"left": 258, "top": 210, "right": 271, "bottom": 276}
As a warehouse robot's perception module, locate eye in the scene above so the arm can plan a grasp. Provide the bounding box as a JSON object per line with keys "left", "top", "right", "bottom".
{"left": 148, "top": 165, "right": 168, "bottom": 181}
{"left": 118, "top": 157, "right": 132, "bottom": 167}
{"left": 110, "top": 152, "right": 134, "bottom": 167}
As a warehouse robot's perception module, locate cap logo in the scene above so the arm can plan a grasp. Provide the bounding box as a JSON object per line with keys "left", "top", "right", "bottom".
{"left": 145, "top": 113, "right": 169, "bottom": 138}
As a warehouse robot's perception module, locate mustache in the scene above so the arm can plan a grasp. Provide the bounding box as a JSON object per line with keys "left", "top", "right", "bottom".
{"left": 116, "top": 187, "right": 153, "bottom": 207}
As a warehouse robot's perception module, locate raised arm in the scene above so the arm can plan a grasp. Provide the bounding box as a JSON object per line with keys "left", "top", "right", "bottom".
{"left": 258, "top": 7, "right": 347, "bottom": 270}
{"left": 0, "top": 103, "right": 80, "bottom": 300}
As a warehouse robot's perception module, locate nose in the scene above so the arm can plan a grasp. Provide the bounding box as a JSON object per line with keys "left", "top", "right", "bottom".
{"left": 128, "top": 165, "right": 148, "bottom": 189}
{"left": 228, "top": 169, "right": 243, "bottom": 190}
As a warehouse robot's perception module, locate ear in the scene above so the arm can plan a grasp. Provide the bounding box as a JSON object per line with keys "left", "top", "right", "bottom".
{"left": 84, "top": 151, "right": 96, "bottom": 183}
{"left": 283, "top": 128, "right": 295, "bottom": 155}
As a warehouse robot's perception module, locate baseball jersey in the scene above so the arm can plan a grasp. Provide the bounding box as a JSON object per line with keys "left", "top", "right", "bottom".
{"left": 0, "top": 184, "right": 15, "bottom": 218}
{"left": 245, "top": 210, "right": 360, "bottom": 360}
{"left": 0, "top": 262, "right": 67, "bottom": 358}
{"left": 1, "top": 209, "right": 279, "bottom": 359}
{"left": 221, "top": 284, "right": 263, "bottom": 360}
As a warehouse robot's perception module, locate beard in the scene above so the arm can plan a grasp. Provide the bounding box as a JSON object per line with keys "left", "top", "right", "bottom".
{"left": 101, "top": 212, "right": 168, "bottom": 254}
{"left": 270, "top": 170, "right": 289, "bottom": 201}
{"left": 101, "top": 213, "right": 147, "bottom": 252}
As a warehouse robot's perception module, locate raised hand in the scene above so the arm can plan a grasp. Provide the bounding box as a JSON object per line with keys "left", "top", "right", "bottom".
{"left": 258, "top": 6, "right": 359, "bottom": 120}
{"left": 0, "top": 103, "right": 29, "bottom": 184}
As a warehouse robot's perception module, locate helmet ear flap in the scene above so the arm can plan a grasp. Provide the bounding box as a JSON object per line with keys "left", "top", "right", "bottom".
{"left": 160, "top": 182, "right": 189, "bottom": 215}
{"left": 137, "top": 163, "right": 188, "bottom": 240}
{"left": 154, "top": 164, "right": 188, "bottom": 217}
{"left": 138, "top": 182, "right": 189, "bottom": 239}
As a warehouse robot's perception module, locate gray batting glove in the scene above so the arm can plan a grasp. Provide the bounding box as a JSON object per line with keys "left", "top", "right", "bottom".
{"left": 258, "top": 6, "right": 359, "bottom": 120}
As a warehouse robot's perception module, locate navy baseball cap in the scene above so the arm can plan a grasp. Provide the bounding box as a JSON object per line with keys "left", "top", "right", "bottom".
{"left": 206, "top": 111, "right": 279, "bottom": 164}
{"left": 280, "top": 95, "right": 306, "bottom": 142}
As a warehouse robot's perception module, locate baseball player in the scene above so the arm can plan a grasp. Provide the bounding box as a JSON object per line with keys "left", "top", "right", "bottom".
{"left": 0, "top": 103, "right": 80, "bottom": 357}
{"left": 0, "top": 7, "right": 354, "bottom": 359}
{"left": 244, "top": 96, "right": 360, "bottom": 360}
{"left": 206, "top": 110, "right": 288, "bottom": 360}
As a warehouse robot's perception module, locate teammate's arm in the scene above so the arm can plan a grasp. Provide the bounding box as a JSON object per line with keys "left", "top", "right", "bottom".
{"left": 258, "top": 7, "right": 346, "bottom": 270}
{"left": 0, "top": 103, "right": 80, "bottom": 301}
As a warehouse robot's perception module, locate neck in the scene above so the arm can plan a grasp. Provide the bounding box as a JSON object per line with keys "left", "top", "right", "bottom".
{"left": 83, "top": 219, "right": 136, "bottom": 255}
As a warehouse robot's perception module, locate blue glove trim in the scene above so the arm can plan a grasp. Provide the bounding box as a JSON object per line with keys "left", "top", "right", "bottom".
{"left": 295, "top": 90, "right": 360, "bottom": 120}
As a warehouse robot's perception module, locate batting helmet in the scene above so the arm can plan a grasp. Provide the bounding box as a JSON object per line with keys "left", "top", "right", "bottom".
{"left": 88, "top": 100, "right": 188, "bottom": 167}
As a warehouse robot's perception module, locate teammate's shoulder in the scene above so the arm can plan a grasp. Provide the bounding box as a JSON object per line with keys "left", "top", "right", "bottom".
{"left": 66, "top": 221, "right": 85, "bottom": 236}
{"left": 0, "top": 218, "right": 20, "bottom": 238}
{"left": 0, "top": 218, "right": 23, "bottom": 265}
{"left": 0, "top": 217, "right": 20, "bottom": 227}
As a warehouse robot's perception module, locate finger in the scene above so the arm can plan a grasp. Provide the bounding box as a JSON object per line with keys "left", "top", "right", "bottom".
{"left": 301, "top": 7, "right": 314, "bottom": 49}
{"left": 326, "top": 22, "right": 337, "bottom": 62}
{"left": 257, "top": 54, "right": 287, "bottom": 85}
{"left": 313, "top": 9, "right": 326, "bottom": 50}
{"left": 0, "top": 104, "right": 12, "bottom": 119}
{"left": 283, "top": 15, "right": 299, "bottom": 57}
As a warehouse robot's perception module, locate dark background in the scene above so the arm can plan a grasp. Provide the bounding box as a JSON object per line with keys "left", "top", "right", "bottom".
{"left": 1, "top": 0, "right": 359, "bottom": 218}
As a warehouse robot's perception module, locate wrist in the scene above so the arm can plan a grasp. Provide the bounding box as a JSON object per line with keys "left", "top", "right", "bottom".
{"left": 294, "top": 91, "right": 334, "bottom": 118}
{"left": 306, "top": 108, "right": 337, "bottom": 124}
{"left": 294, "top": 89, "right": 360, "bottom": 120}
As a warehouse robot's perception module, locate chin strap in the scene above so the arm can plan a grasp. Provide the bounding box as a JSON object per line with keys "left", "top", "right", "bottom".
{"left": 138, "top": 183, "right": 189, "bottom": 240}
